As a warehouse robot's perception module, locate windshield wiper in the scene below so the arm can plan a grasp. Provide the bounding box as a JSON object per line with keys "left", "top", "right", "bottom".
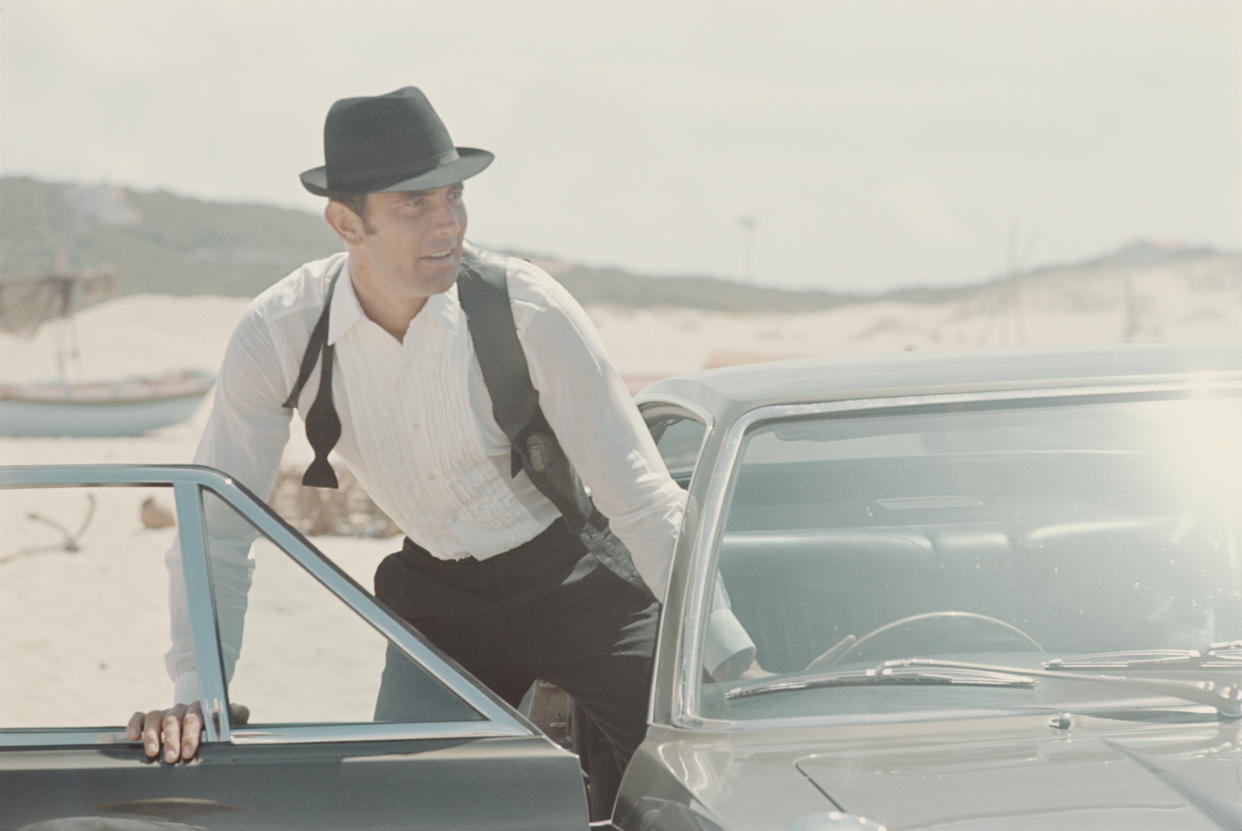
{"left": 726, "top": 663, "right": 1036, "bottom": 701}
{"left": 725, "top": 657, "right": 1242, "bottom": 719}
{"left": 1043, "top": 641, "right": 1242, "bottom": 671}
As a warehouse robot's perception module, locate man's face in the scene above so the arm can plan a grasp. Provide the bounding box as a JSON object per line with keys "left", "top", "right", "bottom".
{"left": 352, "top": 184, "right": 468, "bottom": 300}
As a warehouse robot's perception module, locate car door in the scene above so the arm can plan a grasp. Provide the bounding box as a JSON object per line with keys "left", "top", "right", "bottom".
{"left": 0, "top": 464, "right": 588, "bottom": 830}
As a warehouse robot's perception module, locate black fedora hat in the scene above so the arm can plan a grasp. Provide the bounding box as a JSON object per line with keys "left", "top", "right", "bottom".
{"left": 300, "top": 86, "right": 493, "bottom": 197}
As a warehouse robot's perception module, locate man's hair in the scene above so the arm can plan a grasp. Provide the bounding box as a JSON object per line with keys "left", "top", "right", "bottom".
{"left": 328, "top": 194, "right": 374, "bottom": 234}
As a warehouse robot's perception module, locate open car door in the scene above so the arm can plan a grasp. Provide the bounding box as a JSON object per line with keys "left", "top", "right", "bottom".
{"left": 0, "top": 464, "right": 588, "bottom": 830}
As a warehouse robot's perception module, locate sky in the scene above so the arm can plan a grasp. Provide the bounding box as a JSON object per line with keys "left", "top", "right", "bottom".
{"left": 2, "top": 0, "right": 1240, "bottom": 293}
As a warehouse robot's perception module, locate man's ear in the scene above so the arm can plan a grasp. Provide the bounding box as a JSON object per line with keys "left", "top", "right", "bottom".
{"left": 325, "top": 200, "right": 364, "bottom": 244}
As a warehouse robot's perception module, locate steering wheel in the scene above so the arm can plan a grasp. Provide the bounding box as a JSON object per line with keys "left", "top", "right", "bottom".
{"left": 809, "top": 611, "right": 1044, "bottom": 670}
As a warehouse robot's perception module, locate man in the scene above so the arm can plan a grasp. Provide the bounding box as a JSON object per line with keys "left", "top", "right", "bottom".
{"left": 128, "top": 86, "right": 752, "bottom": 817}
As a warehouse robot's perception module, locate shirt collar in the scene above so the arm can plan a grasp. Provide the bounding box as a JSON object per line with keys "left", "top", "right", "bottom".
{"left": 327, "top": 257, "right": 366, "bottom": 345}
{"left": 327, "top": 256, "right": 463, "bottom": 344}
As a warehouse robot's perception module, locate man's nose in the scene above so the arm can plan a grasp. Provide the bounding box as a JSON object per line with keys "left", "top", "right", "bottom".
{"left": 431, "top": 193, "right": 463, "bottom": 233}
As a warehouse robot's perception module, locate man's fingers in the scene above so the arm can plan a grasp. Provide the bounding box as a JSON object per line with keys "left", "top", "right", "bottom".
{"left": 125, "top": 711, "right": 145, "bottom": 742}
{"left": 161, "top": 704, "right": 186, "bottom": 764}
{"left": 141, "top": 709, "right": 164, "bottom": 759}
{"left": 180, "top": 702, "right": 203, "bottom": 761}
{"left": 127, "top": 703, "right": 204, "bottom": 763}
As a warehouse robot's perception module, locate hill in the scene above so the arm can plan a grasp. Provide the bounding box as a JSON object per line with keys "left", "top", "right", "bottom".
{"left": 0, "top": 176, "right": 860, "bottom": 312}
{"left": 2, "top": 176, "right": 1236, "bottom": 323}
{"left": 0, "top": 177, "right": 342, "bottom": 299}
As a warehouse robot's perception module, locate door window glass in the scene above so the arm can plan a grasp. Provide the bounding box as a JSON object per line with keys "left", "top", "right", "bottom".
{"left": 200, "top": 490, "right": 480, "bottom": 726}
{"left": 0, "top": 485, "right": 176, "bottom": 730}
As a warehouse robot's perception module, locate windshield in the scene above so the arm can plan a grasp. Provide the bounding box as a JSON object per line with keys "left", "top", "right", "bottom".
{"left": 700, "top": 391, "right": 1242, "bottom": 720}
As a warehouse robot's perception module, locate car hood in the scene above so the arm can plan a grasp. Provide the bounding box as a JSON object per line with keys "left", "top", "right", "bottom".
{"left": 798, "top": 714, "right": 1242, "bottom": 830}
{"left": 623, "top": 713, "right": 1242, "bottom": 830}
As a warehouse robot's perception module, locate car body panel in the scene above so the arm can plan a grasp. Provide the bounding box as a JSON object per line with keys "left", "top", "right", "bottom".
{"left": 3, "top": 737, "right": 587, "bottom": 830}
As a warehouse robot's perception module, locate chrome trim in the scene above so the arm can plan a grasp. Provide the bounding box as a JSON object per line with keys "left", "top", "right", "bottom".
{"left": 673, "top": 380, "right": 1242, "bottom": 724}
{"left": 195, "top": 480, "right": 527, "bottom": 732}
{"left": 0, "top": 464, "right": 216, "bottom": 488}
{"left": 173, "top": 480, "right": 224, "bottom": 743}
{"left": 676, "top": 700, "right": 1232, "bottom": 734}
{"left": 639, "top": 395, "right": 715, "bottom": 726}
{"left": 672, "top": 416, "right": 741, "bottom": 725}
{"left": 0, "top": 464, "right": 537, "bottom": 746}
{"left": 229, "top": 720, "right": 528, "bottom": 744}
{"left": 0, "top": 721, "right": 529, "bottom": 748}
{"left": 0, "top": 729, "right": 140, "bottom": 747}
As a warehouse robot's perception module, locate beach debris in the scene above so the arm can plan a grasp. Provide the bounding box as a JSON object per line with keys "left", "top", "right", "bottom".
{"left": 1, "top": 494, "right": 96, "bottom": 564}
{"left": 268, "top": 466, "right": 399, "bottom": 538}
{"left": 140, "top": 496, "right": 176, "bottom": 529}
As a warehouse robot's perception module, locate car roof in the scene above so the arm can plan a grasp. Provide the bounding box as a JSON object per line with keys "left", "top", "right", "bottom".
{"left": 635, "top": 344, "right": 1242, "bottom": 418}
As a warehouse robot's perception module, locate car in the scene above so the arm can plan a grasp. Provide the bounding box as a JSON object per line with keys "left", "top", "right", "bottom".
{"left": 0, "top": 464, "right": 590, "bottom": 830}
{"left": 613, "top": 343, "right": 1242, "bottom": 830}
{"left": 6, "top": 343, "right": 1242, "bottom": 831}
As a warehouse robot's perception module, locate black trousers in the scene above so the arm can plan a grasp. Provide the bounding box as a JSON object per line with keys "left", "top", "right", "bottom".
{"left": 372, "top": 518, "right": 659, "bottom": 817}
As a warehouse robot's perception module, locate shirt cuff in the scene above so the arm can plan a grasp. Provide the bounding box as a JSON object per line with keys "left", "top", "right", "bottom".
{"left": 703, "top": 608, "right": 757, "bottom": 681}
{"left": 173, "top": 671, "right": 203, "bottom": 707}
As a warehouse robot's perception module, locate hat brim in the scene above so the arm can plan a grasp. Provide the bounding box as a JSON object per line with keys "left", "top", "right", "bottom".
{"left": 299, "top": 147, "right": 494, "bottom": 197}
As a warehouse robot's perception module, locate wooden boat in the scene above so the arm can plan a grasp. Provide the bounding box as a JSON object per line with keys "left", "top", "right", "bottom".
{"left": 0, "top": 368, "right": 214, "bottom": 437}
{"left": 1, "top": 269, "right": 214, "bottom": 437}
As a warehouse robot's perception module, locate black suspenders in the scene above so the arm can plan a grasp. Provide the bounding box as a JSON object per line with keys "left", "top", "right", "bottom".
{"left": 282, "top": 259, "right": 345, "bottom": 488}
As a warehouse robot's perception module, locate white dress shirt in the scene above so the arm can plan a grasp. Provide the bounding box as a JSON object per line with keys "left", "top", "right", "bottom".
{"left": 166, "top": 247, "right": 752, "bottom": 705}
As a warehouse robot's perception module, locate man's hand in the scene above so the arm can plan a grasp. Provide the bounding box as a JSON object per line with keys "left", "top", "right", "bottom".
{"left": 126, "top": 701, "right": 203, "bottom": 764}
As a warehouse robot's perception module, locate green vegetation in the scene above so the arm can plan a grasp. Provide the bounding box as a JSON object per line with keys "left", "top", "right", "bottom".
{"left": 0, "top": 177, "right": 341, "bottom": 299}
{"left": 0, "top": 176, "right": 858, "bottom": 311}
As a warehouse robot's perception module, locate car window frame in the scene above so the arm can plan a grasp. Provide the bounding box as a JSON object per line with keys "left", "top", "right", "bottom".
{"left": 667, "top": 380, "right": 1242, "bottom": 729}
{"left": 639, "top": 397, "right": 712, "bottom": 490}
{"left": 0, "top": 463, "right": 536, "bottom": 749}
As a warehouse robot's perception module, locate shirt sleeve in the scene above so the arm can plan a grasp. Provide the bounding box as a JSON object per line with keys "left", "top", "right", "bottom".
{"left": 515, "top": 267, "right": 755, "bottom": 670}
{"left": 165, "top": 303, "right": 294, "bottom": 705}
{"left": 703, "top": 574, "right": 757, "bottom": 680}
{"left": 515, "top": 273, "right": 685, "bottom": 599}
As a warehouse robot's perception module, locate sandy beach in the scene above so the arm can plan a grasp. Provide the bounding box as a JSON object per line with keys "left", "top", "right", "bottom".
{"left": 2, "top": 255, "right": 1240, "bottom": 728}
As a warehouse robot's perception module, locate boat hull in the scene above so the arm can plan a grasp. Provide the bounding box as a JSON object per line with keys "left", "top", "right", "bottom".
{"left": 0, "top": 370, "right": 214, "bottom": 437}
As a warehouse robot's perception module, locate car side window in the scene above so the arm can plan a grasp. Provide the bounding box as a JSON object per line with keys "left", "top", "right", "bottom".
{"left": 645, "top": 411, "right": 707, "bottom": 489}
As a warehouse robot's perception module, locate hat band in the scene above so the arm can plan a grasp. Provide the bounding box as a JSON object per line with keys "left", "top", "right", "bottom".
{"left": 326, "top": 148, "right": 461, "bottom": 190}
